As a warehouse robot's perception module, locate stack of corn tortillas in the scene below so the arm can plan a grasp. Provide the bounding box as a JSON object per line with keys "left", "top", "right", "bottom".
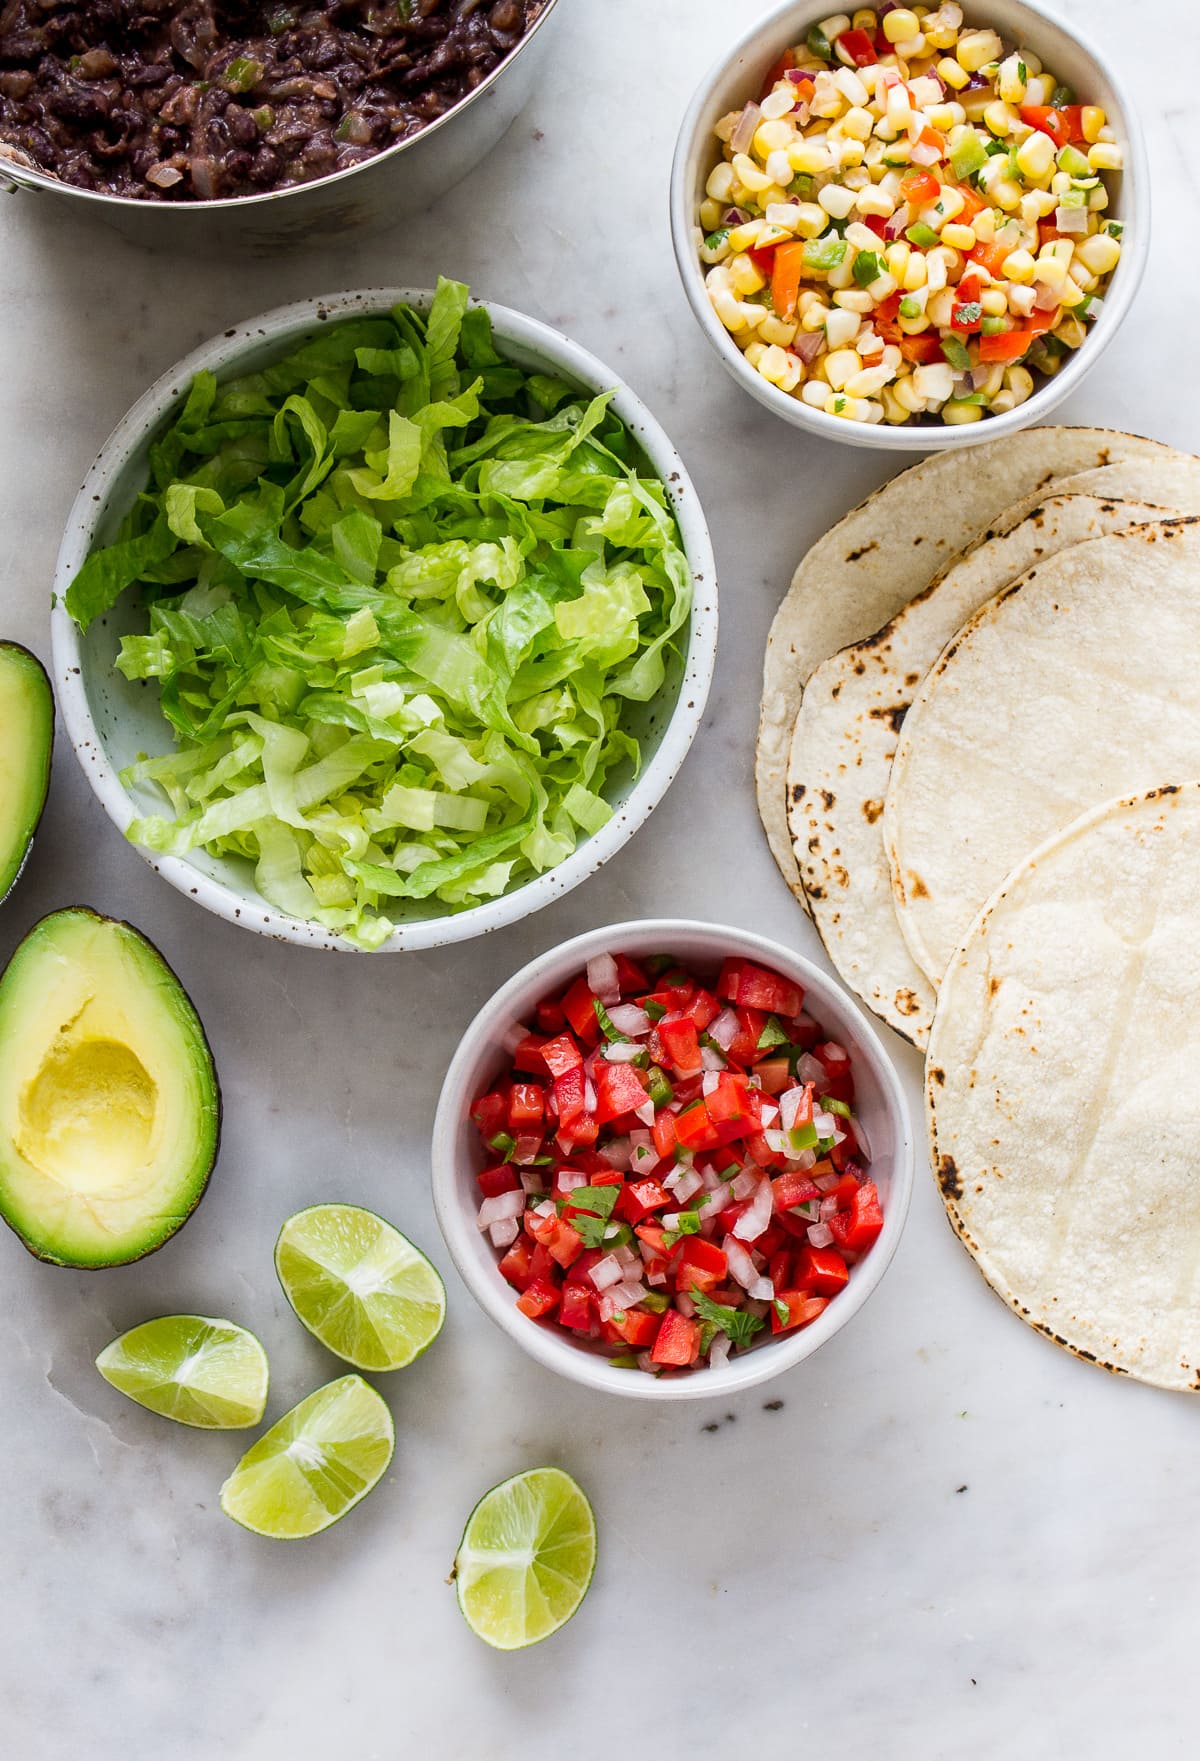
{"left": 761, "top": 427, "right": 1200, "bottom": 1391}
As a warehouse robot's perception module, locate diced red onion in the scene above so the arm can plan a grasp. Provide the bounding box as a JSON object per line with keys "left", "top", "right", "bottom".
{"left": 477, "top": 1190, "right": 525, "bottom": 1230}
{"left": 749, "top": 1274, "right": 775, "bottom": 1302}
{"left": 586, "top": 954, "right": 620, "bottom": 1004}
{"left": 1083, "top": 295, "right": 1104, "bottom": 320}
{"left": 792, "top": 1147, "right": 817, "bottom": 1172}
{"left": 558, "top": 1170, "right": 586, "bottom": 1194}
{"left": 708, "top": 1334, "right": 732, "bottom": 1369}
{"left": 758, "top": 1100, "right": 780, "bottom": 1129}
{"left": 518, "top": 1171, "right": 545, "bottom": 1195}
{"left": 708, "top": 1007, "right": 739, "bottom": 1051}
{"left": 723, "top": 205, "right": 750, "bottom": 226}
{"left": 730, "top": 100, "right": 761, "bottom": 156}
{"left": 500, "top": 1020, "right": 529, "bottom": 1055}
{"left": 819, "top": 1196, "right": 839, "bottom": 1220}
{"left": 489, "top": 1217, "right": 520, "bottom": 1248}
{"left": 797, "top": 1053, "right": 827, "bottom": 1086}
{"left": 583, "top": 1079, "right": 597, "bottom": 1112}
{"left": 700, "top": 1046, "right": 727, "bottom": 1073}
{"left": 603, "top": 1041, "right": 644, "bottom": 1065}
{"left": 814, "top": 1172, "right": 840, "bottom": 1194}
{"left": 779, "top": 1086, "right": 811, "bottom": 1131}
{"left": 785, "top": 66, "right": 810, "bottom": 83}
{"left": 725, "top": 1238, "right": 759, "bottom": 1290}
{"left": 733, "top": 1179, "right": 773, "bottom": 1242}
{"left": 1056, "top": 205, "right": 1089, "bottom": 234}
{"left": 673, "top": 1169, "right": 705, "bottom": 1205}
{"left": 807, "top": 1221, "right": 835, "bottom": 1249}
{"left": 608, "top": 1003, "right": 651, "bottom": 1036}
{"left": 591, "top": 1254, "right": 623, "bottom": 1291}
{"left": 764, "top": 1128, "right": 791, "bottom": 1155}
{"left": 533, "top": 1197, "right": 557, "bottom": 1217}
{"left": 814, "top": 1109, "right": 838, "bottom": 1137}
{"left": 791, "top": 329, "right": 825, "bottom": 364}
{"left": 1033, "top": 281, "right": 1061, "bottom": 311}
{"left": 675, "top": 1291, "right": 696, "bottom": 1319}
{"left": 730, "top": 1167, "right": 760, "bottom": 1202}
{"left": 699, "top": 1164, "right": 724, "bottom": 1192}
{"left": 599, "top": 1136, "right": 632, "bottom": 1172}
{"left": 634, "top": 1098, "right": 656, "bottom": 1127}
{"left": 630, "top": 1143, "right": 661, "bottom": 1175}
{"left": 599, "top": 1281, "right": 648, "bottom": 1320}
{"left": 636, "top": 1350, "right": 657, "bottom": 1373}
{"left": 646, "top": 1268, "right": 667, "bottom": 1288}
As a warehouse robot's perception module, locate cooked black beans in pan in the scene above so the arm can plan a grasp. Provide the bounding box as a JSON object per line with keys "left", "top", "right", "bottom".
{"left": 0, "top": 1, "right": 540, "bottom": 201}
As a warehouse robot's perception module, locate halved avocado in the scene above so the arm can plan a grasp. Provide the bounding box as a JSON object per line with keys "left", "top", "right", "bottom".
{"left": 0, "top": 909, "right": 220, "bottom": 1267}
{"left": 0, "top": 642, "right": 53, "bottom": 904}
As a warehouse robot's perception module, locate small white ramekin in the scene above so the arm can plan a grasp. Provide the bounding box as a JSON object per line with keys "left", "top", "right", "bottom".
{"left": 431, "top": 920, "right": 914, "bottom": 1400}
{"left": 670, "top": 0, "right": 1148, "bottom": 451}
{"left": 49, "top": 291, "right": 717, "bottom": 952}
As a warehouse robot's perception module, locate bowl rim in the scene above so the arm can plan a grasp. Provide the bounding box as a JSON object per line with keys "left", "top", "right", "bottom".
{"left": 668, "top": 0, "right": 1150, "bottom": 452}
{"left": 430, "top": 918, "right": 916, "bottom": 1400}
{"left": 48, "top": 288, "right": 718, "bottom": 953}
{"left": 0, "top": 0, "right": 564, "bottom": 214}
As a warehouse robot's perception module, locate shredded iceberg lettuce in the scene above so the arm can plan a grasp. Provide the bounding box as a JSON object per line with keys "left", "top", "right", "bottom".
{"left": 66, "top": 280, "right": 693, "bottom": 947}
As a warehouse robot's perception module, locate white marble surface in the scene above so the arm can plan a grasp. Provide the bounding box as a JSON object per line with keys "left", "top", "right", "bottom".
{"left": 1, "top": 2, "right": 1197, "bottom": 1755}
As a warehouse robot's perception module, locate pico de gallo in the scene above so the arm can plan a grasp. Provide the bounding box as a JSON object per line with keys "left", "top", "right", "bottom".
{"left": 470, "top": 950, "right": 884, "bottom": 1374}
{"left": 696, "top": 4, "right": 1124, "bottom": 426}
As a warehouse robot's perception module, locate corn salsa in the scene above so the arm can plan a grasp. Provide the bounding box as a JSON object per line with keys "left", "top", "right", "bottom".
{"left": 696, "top": 4, "right": 1124, "bottom": 426}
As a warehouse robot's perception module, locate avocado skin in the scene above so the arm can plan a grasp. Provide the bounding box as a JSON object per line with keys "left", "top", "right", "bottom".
{"left": 0, "top": 907, "right": 221, "bottom": 1268}
{"left": 0, "top": 642, "right": 54, "bottom": 907}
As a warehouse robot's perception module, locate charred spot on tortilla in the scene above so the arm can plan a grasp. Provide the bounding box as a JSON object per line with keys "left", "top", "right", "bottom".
{"left": 845, "top": 541, "right": 879, "bottom": 563}
{"left": 790, "top": 782, "right": 806, "bottom": 803}
{"left": 831, "top": 681, "right": 842, "bottom": 698}
{"left": 869, "top": 703, "right": 907, "bottom": 733}
{"left": 896, "top": 989, "right": 922, "bottom": 1016}
{"left": 904, "top": 671, "right": 920, "bottom": 686}
{"left": 862, "top": 799, "right": 883, "bottom": 824}
{"left": 936, "top": 1154, "right": 963, "bottom": 1200}
{"left": 907, "top": 871, "right": 929, "bottom": 899}
{"left": 820, "top": 788, "right": 835, "bottom": 810}
{"left": 929, "top": 1064, "right": 946, "bottom": 1086}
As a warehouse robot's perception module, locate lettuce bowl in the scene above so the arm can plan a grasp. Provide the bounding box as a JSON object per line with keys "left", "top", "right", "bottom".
{"left": 50, "top": 289, "right": 717, "bottom": 952}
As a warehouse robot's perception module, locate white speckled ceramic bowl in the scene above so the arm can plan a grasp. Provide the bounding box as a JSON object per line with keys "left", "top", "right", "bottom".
{"left": 50, "top": 290, "right": 718, "bottom": 952}
{"left": 670, "top": 0, "right": 1148, "bottom": 450}
{"left": 432, "top": 920, "right": 914, "bottom": 1400}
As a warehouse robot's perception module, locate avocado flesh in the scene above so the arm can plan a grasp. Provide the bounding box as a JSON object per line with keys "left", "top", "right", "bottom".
{"left": 0, "top": 909, "right": 220, "bottom": 1267}
{"left": 0, "top": 642, "right": 53, "bottom": 904}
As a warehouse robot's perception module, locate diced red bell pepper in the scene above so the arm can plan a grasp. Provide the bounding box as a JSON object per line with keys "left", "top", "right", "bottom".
{"left": 760, "top": 45, "right": 795, "bottom": 97}
{"left": 768, "top": 1248, "right": 792, "bottom": 1291}
{"left": 770, "top": 1292, "right": 829, "bottom": 1333}
{"left": 705, "top": 1072, "right": 748, "bottom": 1126}
{"left": 558, "top": 1281, "right": 593, "bottom": 1331}
{"left": 508, "top": 1082, "right": 545, "bottom": 1128}
{"left": 684, "top": 988, "right": 720, "bottom": 1032}
{"left": 770, "top": 239, "right": 808, "bottom": 322}
{"left": 836, "top": 25, "right": 875, "bottom": 66}
{"left": 717, "top": 1199, "right": 749, "bottom": 1235}
{"left": 511, "top": 1035, "right": 549, "bottom": 1076}
{"left": 651, "top": 1110, "right": 677, "bottom": 1161}
{"left": 634, "top": 1222, "right": 675, "bottom": 1269}
{"left": 717, "top": 959, "right": 804, "bottom": 1018}
{"left": 828, "top": 1180, "right": 884, "bottom": 1253}
{"left": 608, "top": 1308, "right": 661, "bottom": 1349}
{"left": 642, "top": 974, "right": 695, "bottom": 1015}
{"left": 723, "top": 1006, "right": 768, "bottom": 1068}
{"left": 541, "top": 1033, "right": 583, "bottom": 1078}
{"left": 593, "top": 1060, "right": 648, "bottom": 1125}
{"left": 613, "top": 953, "right": 650, "bottom": 995}
{"left": 674, "top": 1099, "right": 723, "bottom": 1153}
{"left": 900, "top": 334, "right": 944, "bottom": 366}
{"left": 651, "top": 1309, "right": 700, "bottom": 1366}
{"left": 470, "top": 1090, "right": 508, "bottom": 1140}
{"left": 899, "top": 167, "right": 940, "bottom": 206}
{"left": 771, "top": 1169, "right": 820, "bottom": 1213}
{"left": 795, "top": 1243, "right": 850, "bottom": 1295}
{"left": 516, "top": 1276, "right": 561, "bottom": 1320}
{"left": 478, "top": 1164, "right": 521, "bottom": 1198}
{"left": 675, "top": 1237, "right": 728, "bottom": 1296}
{"left": 615, "top": 1178, "right": 672, "bottom": 1225}
{"left": 498, "top": 1237, "right": 534, "bottom": 1290}
{"left": 1018, "top": 104, "right": 1071, "bottom": 148}
{"left": 560, "top": 977, "right": 601, "bottom": 1044}
{"left": 658, "top": 1015, "right": 702, "bottom": 1074}
{"left": 978, "top": 327, "right": 1034, "bottom": 363}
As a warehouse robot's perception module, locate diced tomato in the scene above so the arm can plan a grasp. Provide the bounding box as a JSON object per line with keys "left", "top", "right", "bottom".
{"left": 753, "top": 1055, "right": 792, "bottom": 1094}
{"left": 835, "top": 26, "right": 875, "bottom": 67}
{"left": 717, "top": 959, "right": 804, "bottom": 1018}
{"left": 541, "top": 1033, "right": 582, "bottom": 1078}
{"left": 684, "top": 987, "right": 720, "bottom": 1032}
{"left": 516, "top": 1276, "right": 561, "bottom": 1320}
{"left": 508, "top": 1082, "right": 545, "bottom": 1128}
{"left": 498, "top": 1237, "right": 534, "bottom": 1291}
{"left": 552, "top": 1064, "right": 587, "bottom": 1125}
{"left": 768, "top": 1248, "right": 791, "bottom": 1290}
{"left": 510, "top": 1035, "right": 548, "bottom": 1076}
{"left": 634, "top": 1221, "right": 674, "bottom": 1265}
{"left": 828, "top": 1179, "right": 884, "bottom": 1253}
{"left": 717, "top": 1199, "right": 749, "bottom": 1235}
{"left": 1019, "top": 104, "right": 1070, "bottom": 148}
{"left": 535, "top": 997, "right": 566, "bottom": 1035}
{"left": 674, "top": 1098, "right": 722, "bottom": 1153}
{"left": 900, "top": 167, "right": 940, "bottom": 206}
{"left": 613, "top": 953, "right": 650, "bottom": 995}
{"left": 477, "top": 1164, "right": 521, "bottom": 1199}
{"left": 651, "top": 1109, "right": 677, "bottom": 1161}
{"left": 527, "top": 1210, "right": 584, "bottom": 1269}
{"left": 608, "top": 1308, "right": 661, "bottom": 1349}
{"left": 658, "top": 1015, "right": 702, "bottom": 1074}
{"left": 756, "top": 1221, "right": 786, "bottom": 1262}
{"left": 770, "top": 239, "right": 808, "bottom": 322}
{"left": 795, "top": 1243, "right": 850, "bottom": 1295}
{"left": 593, "top": 1060, "right": 648, "bottom": 1125}
{"left": 724, "top": 1006, "right": 769, "bottom": 1067}
{"left": 651, "top": 1309, "right": 700, "bottom": 1366}
{"left": 770, "top": 1292, "right": 829, "bottom": 1333}
{"left": 749, "top": 243, "right": 778, "bottom": 281}
{"left": 675, "top": 1237, "right": 728, "bottom": 1296}
{"left": 760, "top": 45, "right": 795, "bottom": 96}
{"left": 470, "top": 1090, "right": 508, "bottom": 1141}
{"left": 955, "top": 184, "right": 988, "bottom": 223}
{"left": 558, "top": 1281, "right": 593, "bottom": 1330}
{"left": 615, "top": 1178, "right": 671, "bottom": 1225}
{"left": 969, "top": 239, "right": 1010, "bottom": 277}
{"left": 771, "top": 1169, "right": 820, "bottom": 1213}
{"left": 744, "top": 1130, "right": 784, "bottom": 1171}
{"left": 860, "top": 212, "right": 888, "bottom": 239}
{"left": 830, "top": 1116, "right": 861, "bottom": 1172}
{"left": 899, "top": 334, "right": 943, "bottom": 365}
{"left": 815, "top": 1041, "right": 855, "bottom": 1102}
{"left": 705, "top": 1073, "right": 749, "bottom": 1129}
{"left": 560, "top": 977, "right": 601, "bottom": 1044}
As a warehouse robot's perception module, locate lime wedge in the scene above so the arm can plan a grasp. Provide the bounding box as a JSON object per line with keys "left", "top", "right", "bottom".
{"left": 95, "top": 1315, "right": 268, "bottom": 1429}
{"left": 220, "top": 1375, "right": 394, "bottom": 1539}
{"left": 454, "top": 1467, "right": 597, "bottom": 1649}
{"left": 274, "top": 1203, "right": 446, "bottom": 1372}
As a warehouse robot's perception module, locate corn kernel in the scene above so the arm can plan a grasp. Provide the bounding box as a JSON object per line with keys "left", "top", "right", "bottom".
{"left": 732, "top": 152, "right": 773, "bottom": 192}
{"left": 833, "top": 289, "right": 876, "bottom": 312}
{"left": 759, "top": 344, "right": 804, "bottom": 391}
{"left": 825, "top": 307, "right": 862, "bottom": 349}
{"left": 980, "top": 287, "right": 1008, "bottom": 316}
{"left": 744, "top": 340, "right": 768, "bottom": 369}
{"left": 760, "top": 88, "right": 797, "bottom": 121}
{"left": 902, "top": 251, "right": 928, "bottom": 290}
{"left": 885, "top": 240, "right": 911, "bottom": 281}
{"left": 765, "top": 148, "right": 794, "bottom": 187}
{"left": 926, "top": 287, "right": 955, "bottom": 328}
{"left": 943, "top": 400, "right": 983, "bottom": 423}
{"left": 1056, "top": 277, "right": 1086, "bottom": 308}
{"left": 823, "top": 348, "right": 861, "bottom": 389}
{"left": 993, "top": 178, "right": 1023, "bottom": 212}
{"left": 792, "top": 202, "right": 829, "bottom": 239}
{"left": 819, "top": 14, "right": 853, "bottom": 41}
{"left": 788, "top": 140, "right": 834, "bottom": 175}
{"left": 1088, "top": 187, "right": 1109, "bottom": 212}
{"left": 819, "top": 181, "right": 858, "bottom": 220}
{"left": 845, "top": 362, "right": 896, "bottom": 398}
{"left": 727, "top": 221, "right": 762, "bottom": 252}
{"left": 973, "top": 205, "right": 996, "bottom": 244}
{"left": 801, "top": 381, "right": 830, "bottom": 409}
{"left": 937, "top": 55, "right": 969, "bottom": 90}
{"left": 727, "top": 254, "right": 766, "bottom": 296}
{"left": 1088, "top": 142, "right": 1123, "bottom": 172}
{"left": 924, "top": 251, "right": 948, "bottom": 292}
{"left": 842, "top": 105, "right": 875, "bottom": 141}
{"left": 1081, "top": 107, "right": 1106, "bottom": 144}
{"left": 711, "top": 288, "right": 749, "bottom": 333}
{"left": 834, "top": 67, "right": 870, "bottom": 107}
{"left": 990, "top": 388, "right": 1017, "bottom": 414}
{"left": 1015, "top": 130, "right": 1055, "bottom": 181}
{"left": 1075, "top": 232, "right": 1121, "bottom": 276}
{"left": 1001, "top": 248, "right": 1036, "bottom": 284}
{"left": 984, "top": 100, "right": 1017, "bottom": 137}
{"left": 956, "top": 28, "right": 1002, "bottom": 72}
{"left": 801, "top": 302, "right": 831, "bottom": 332}
{"left": 997, "top": 53, "right": 1027, "bottom": 104}
{"left": 706, "top": 162, "right": 736, "bottom": 203}
{"left": 1020, "top": 189, "right": 1058, "bottom": 224}
{"left": 1005, "top": 365, "right": 1035, "bottom": 404}
{"left": 880, "top": 385, "right": 909, "bottom": 424}
{"left": 894, "top": 371, "right": 926, "bottom": 410}
{"left": 754, "top": 119, "right": 794, "bottom": 157}
{"left": 764, "top": 202, "right": 801, "bottom": 233}
{"left": 883, "top": 6, "right": 919, "bottom": 40}
{"left": 1007, "top": 283, "right": 1035, "bottom": 316}
{"left": 941, "top": 222, "right": 977, "bottom": 251}
{"left": 1023, "top": 74, "right": 1051, "bottom": 106}
{"left": 760, "top": 315, "right": 799, "bottom": 347}
{"left": 838, "top": 139, "right": 867, "bottom": 169}
{"left": 933, "top": 185, "right": 965, "bottom": 222}
{"left": 852, "top": 8, "right": 878, "bottom": 30}
{"left": 913, "top": 361, "right": 956, "bottom": 402}
{"left": 855, "top": 185, "right": 897, "bottom": 219}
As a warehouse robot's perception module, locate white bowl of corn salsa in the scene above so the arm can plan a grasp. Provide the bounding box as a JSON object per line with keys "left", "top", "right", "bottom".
{"left": 670, "top": 0, "right": 1147, "bottom": 446}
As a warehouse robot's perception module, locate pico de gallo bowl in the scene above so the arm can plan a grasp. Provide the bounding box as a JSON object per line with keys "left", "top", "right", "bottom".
{"left": 433, "top": 922, "right": 914, "bottom": 1395}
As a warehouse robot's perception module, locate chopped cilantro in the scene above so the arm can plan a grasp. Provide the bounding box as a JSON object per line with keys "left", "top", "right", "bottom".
{"left": 704, "top": 227, "right": 730, "bottom": 251}
{"left": 852, "top": 249, "right": 883, "bottom": 288}
{"left": 561, "top": 1184, "right": 620, "bottom": 1249}
{"left": 593, "top": 997, "right": 626, "bottom": 1043}
{"left": 690, "top": 1286, "right": 767, "bottom": 1349}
